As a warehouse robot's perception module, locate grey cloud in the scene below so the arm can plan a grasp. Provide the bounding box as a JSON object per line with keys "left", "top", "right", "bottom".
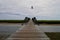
{"left": 0, "top": 0, "right": 60, "bottom": 20}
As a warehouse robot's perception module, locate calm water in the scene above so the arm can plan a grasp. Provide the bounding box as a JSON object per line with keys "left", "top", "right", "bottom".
{"left": 0, "top": 25, "right": 22, "bottom": 40}
{"left": 0, "top": 25, "right": 60, "bottom": 33}
{"left": 38, "top": 25, "right": 60, "bottom": 32}
{"left": 0, "top": 25, "right": 21, "bottom": 34}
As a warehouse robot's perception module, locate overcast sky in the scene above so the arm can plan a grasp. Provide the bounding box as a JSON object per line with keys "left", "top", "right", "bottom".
{"left": 0, "top": 0, "right": 60, "bottom": 20}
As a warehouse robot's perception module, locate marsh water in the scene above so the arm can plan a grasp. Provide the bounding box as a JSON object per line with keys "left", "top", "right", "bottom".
{"left": 37, "top": 25, "right": 60, "bottom": 32}
{"left": 0, "top": 24, "right": 22, "bottom": 40}
{"left": 0, "top": 24, "right": 60, "bottom": 33}
{"left": 0, "top": 24, "right": 22, "bottom": 34}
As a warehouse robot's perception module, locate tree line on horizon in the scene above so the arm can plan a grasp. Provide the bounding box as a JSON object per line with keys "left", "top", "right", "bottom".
{"left": 0, "top": 17, "right": 60, "bottom": 24}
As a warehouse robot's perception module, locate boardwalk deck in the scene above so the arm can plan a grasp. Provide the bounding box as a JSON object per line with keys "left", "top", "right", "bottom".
{"left": 6, "top": 20, "right": 50, "bottom": 40}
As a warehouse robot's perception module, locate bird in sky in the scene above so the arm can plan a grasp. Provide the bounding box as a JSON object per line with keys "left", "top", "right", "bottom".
{"left": 31, "top": 6, "right": 34, "bottom": 9}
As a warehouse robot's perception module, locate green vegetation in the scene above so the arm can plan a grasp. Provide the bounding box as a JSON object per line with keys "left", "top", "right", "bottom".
{"left": 45, "top": 32, "right": 60, "bottom": 40}
{"left": 0, "top": 20, "right": 60, "bottom": 24}
{"left": 0, "top": 20, "right": 25, "bottom": 23}
{"left": 0, "top": 33, "right": 10, "bottom": 40}
{"left": 32, "top": 17, "right": 60, "bottom": 24}
{"left": 0, "top": 17, "right": 30, "bottom": 23}
{"left": 36, "top": 20, "right": 60, "bottom": 24}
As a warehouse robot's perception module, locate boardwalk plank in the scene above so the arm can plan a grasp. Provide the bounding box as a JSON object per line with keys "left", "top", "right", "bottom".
{"left": 6, "top": 20, "right": 50, "bottom": 40}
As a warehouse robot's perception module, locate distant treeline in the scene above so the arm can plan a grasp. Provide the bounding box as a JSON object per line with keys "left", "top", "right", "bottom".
{"left": 0, "top": 17, "right": 30, "bottom": 23}
{"left": 32, "top": 17, "right": 60, "bottom": 24}
{"left": 0, "top": 17, "right": 60, "bottom": 24}
{"left": 35, "top": 20, "right": 60, "bottom": 24}
{"left": 0, "top": 20, "right": 25, "bottom": 23}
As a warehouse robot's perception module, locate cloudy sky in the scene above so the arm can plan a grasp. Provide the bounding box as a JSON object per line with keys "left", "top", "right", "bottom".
{"left": 0, "top": 0, "right": 60, "bottom": 20}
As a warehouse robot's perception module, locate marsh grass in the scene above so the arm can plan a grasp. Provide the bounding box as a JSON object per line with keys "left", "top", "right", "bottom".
{"left": 45, "top": 32, "right": 60, "bottom": 40}
{"left": 0, "top": 33, "right": 11, "bottom": 40}
{"left": 37, "top": 20, "right": 60, "bottom": 24}
{"left": 0, "top": 20, "right": 25, "bottom": 23}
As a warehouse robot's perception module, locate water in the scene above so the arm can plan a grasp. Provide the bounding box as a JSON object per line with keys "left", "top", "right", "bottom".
{"left": 0, "top": 24, "right": 23, "bottom": 40}
{"left": 0, "top": 25, "right": 22, "bottom": 34}
{"left": 37, "top": 25, "right": 60, "bottom": 32}
{"left": 0, "top": 24, "right": 60, "bottom": 33}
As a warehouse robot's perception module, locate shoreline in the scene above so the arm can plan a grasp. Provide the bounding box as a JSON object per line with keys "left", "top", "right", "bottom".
{"left": 0, "top": 23, "right": 22, "bottom": 26}
{"left": 0, "top": 23, "right": 60, "bottom": 25}
{"left": 39, "top": 24, "right": 60, "bottom": 26}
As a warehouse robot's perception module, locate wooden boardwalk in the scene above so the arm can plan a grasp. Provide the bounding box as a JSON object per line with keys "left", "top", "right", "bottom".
{"left": 6, "top": 20, "right": 50, "bottom": 40}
